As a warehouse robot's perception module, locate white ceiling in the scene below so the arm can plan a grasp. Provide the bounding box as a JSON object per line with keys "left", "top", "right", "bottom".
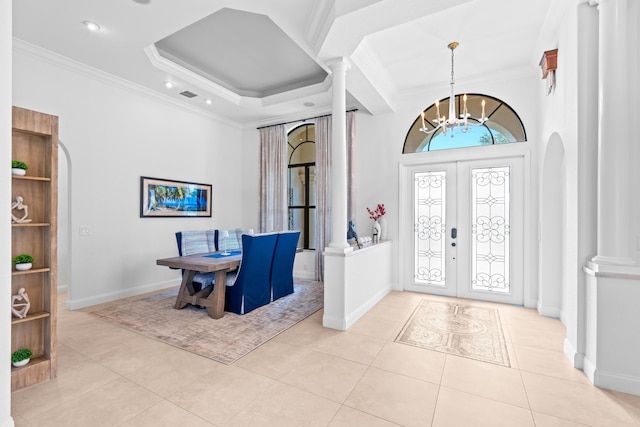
{"left": 12, "top": 0, "right": 557, "bottom": 126}
{"left": 155, "top": 8, "right": 328, "bottom": 98}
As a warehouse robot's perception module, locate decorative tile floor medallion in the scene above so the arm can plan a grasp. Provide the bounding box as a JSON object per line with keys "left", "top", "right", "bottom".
{"left": 396, "top": 299, "right": 511, "bottom": 367}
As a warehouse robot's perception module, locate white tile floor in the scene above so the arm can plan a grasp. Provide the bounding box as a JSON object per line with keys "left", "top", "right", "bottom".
{"left": 11, "top": 290, "right": 640, "bottom": 426}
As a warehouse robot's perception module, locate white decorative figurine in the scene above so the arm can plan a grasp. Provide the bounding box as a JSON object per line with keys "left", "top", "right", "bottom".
{"left": 11, "top": 196, "right": 32, "bottom": 224}
{"left": 11, "top": 288, "right": 31, "bottom": 319}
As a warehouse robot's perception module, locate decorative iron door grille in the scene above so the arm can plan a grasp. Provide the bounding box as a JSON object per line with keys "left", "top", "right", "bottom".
{"left": 414, "top": 170, "right": 447, "bottom": 286}
{"left": 471, "top": 166, "right": 511, "bottom": 293}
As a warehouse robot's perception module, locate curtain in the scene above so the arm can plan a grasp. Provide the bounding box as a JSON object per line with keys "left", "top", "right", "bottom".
{"left": 346, "top": 111, "right": 356, "bottom": 223}
{"left": 259, "top": 125, "right": 288, "bottom": 233}
{"left": 314, "top": 111, "right": 356, "bottom": 281}
{"left": 314, "top": 116, "right": 332, "bottom": 281}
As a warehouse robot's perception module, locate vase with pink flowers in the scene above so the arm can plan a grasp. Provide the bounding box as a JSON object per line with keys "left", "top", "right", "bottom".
{"left": 367, "top": 203, "right": 387, "bottom": 242}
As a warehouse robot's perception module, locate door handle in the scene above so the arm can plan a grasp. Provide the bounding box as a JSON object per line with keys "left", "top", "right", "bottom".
{"left": 451, "top": 227, "right": 457, "bottom": 239}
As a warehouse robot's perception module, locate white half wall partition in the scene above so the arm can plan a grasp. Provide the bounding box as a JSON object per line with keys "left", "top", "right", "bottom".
{"left": 323, "top": 240, "right": 392, "bottom": 330}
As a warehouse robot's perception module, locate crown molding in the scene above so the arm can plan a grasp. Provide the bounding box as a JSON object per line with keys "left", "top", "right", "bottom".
{"left": 259, "top": 78, "right": 331, "bottom": 107}
{"left": 145, "top": 43, "right": 332, "bottom": 110}
{"left": 13, "top": 38, "right": 242, "bottom": 129}
{"left": 144, "top": 44, "right": 246, "bottom": 106}
{"left": 305, "top": 0, "right": 335, "bottom": 54}
{"left": 247, "top": 104, "right": 362, "bottom": 131}
{"left": 249, "top": 106, "right": 333, "bottom": 130}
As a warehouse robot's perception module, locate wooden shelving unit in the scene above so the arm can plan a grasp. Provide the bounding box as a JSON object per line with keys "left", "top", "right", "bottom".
{"left": 10, "top": 106, "right": 58, "bottom": 391}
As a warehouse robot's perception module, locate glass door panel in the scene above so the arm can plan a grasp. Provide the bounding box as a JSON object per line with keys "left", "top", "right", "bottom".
{"left": 457, "top": 157, "right": 523, "bottom": 304}
{"left": 414, "top": 170, "right": 447, "bottom": 287}
{"left": 471, "top": 166, "right": 511, "bottom": 293}
{"left": 405, "top": 163, "right": 457, "bottom": 296}
{"left": 404, "top": 157, "right": 523, "bottom": 305}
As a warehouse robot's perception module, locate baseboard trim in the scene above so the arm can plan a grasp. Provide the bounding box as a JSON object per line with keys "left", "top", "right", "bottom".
{"left": 537, "top": 303, "right": 561, "bottom": 318}
{"left": 595, "top": 369, "right": 640, "bottom": 396}
{"left": 57, "top": 284, "right": 68, "bottom": 294}
{"left": 322, "top": 314, "right": 347, "bottom": 331}
{"left": 322, "top": 286, "right": 391, "bottom": 331}
{"left": 0, "top": 416, "right": 15, "bottom": 427}
{"left": 524, "top": 296, "right": 537, "bottom": 309}
{"left": 563, "top": 338, "right": 584, "bottom": 369}
{"left": 583, "top": 356, "right": 596, "bottom": 384}
{"left": 293, "top": 270, "right": 315, "bottom": 280}
{"left": 66, "top": 279, "right": 179, "bottom": 310}
{"left": 560, "top": 310, "right": 569, "bottom": 328}
{"left": 584, "top": 357, "right": 640, "bottom": 395}
{"left": 344, "top": 286, "right": 391, "bottom": 330}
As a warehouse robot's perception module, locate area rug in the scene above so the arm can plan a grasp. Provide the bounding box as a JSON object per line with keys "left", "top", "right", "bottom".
{"left": 89, "top": 279, "right": 323, "bottom": 364}
{"left": 395, "top": 299, "right": 510, "bottom": 367}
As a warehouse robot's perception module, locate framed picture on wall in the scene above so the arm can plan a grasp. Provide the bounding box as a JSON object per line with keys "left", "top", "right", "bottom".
{"left": 140, "top": 176, "right": 212, "bottom": 218}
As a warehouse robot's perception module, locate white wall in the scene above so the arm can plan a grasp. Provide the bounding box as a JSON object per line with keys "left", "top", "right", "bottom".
{"left": 13, "top": 43, "right": 246, "bottom": 309}
{"left": 241, "top": 127, "right": 260, "bottom": 231}
{"left": 16, "top": 36, "right": 501, "bottom": 313}
{"left": 352, "top": 69, "right": 541, "bottom": 298}
{"left": 534, "top": 2, "right": 599, "bottom": 366}
{"left": 539, "top": 133, "right": 565, "bottom": 317}
{"left": 535, "top": 2, "right": 640, "bottom": 381}
{"left": 1, "top": 1, "right": 14, "bottom": 425}
{"left": 9, "top": 0, "right": 583, "bottom": 329}
{"left": 240, "top": 66, "right": 542, "bottom": 304}
{"left": 633, "top": 1, "right": 640, "bottom": 254}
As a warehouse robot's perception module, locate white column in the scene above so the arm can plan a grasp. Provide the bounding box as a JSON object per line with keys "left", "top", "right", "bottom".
{"left": 567, "top": 0, "right": 600, "bottom": 372}
{"left": 326, "top": 58, "right": 352, "bottom": 253}
{"left": 582, "top": 0, "right": 640, "bottom": 395}
{"left": 592, "top": 0, "right": 634, "bottom": 265}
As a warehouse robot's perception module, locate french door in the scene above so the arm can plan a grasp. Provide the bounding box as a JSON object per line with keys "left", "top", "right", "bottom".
{"left": 403, "top": 157, "right": 524, "bottom": 305}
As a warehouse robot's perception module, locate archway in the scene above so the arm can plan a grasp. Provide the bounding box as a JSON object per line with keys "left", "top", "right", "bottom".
{"left": 58, "top": 142, "right": 72, "bottom": 303}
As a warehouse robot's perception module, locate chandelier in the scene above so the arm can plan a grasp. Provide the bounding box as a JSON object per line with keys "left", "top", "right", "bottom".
{"left": 420, "top": 42, "right": 487, "bottom": 136}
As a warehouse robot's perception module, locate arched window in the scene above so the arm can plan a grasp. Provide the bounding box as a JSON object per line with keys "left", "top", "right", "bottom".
{"left": 403, "top": 94, "right": 526, "bottom": 153}
{"left": 287, "top": 124, "right": 316, "bottom": 249}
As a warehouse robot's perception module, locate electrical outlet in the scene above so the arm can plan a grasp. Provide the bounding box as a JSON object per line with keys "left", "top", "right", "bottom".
{"left": 79, "top": 226, "right": 91, "bottom": 236}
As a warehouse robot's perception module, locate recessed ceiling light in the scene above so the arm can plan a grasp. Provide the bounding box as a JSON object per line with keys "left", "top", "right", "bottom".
{"left": 205, "top": 99, "right": 212, "bottom": 105}
{"left": 303, "top": 102, "right": 315, "bottom": 107}
{"left": 164, "top": 81, "right": 175, "bottom": 89}
{"left": 83, "top": 21, "right": 100, "bottom": 32}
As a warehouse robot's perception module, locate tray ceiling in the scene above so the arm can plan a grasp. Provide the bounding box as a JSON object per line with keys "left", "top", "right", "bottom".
{"left": 12, "top": 0, "right": 560, "bottom": 125}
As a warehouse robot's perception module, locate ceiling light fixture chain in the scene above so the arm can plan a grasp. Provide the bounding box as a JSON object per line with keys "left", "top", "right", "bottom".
{"left": 450, "top": 41, "right": 457, "bottom": 87}
{"left": 420, "top": 42, "right": 487, "bottom": 137}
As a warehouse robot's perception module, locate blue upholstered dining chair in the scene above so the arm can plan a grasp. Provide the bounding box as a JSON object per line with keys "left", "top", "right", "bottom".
{"left": 271, "top": 230, "right": 300, "bottom": 301}
{"left": 225, "top": 233, "right": 278, "bottom": 314}
{"left": 214, "top": 228, "right": 243, "bottom": 251}
{"left": 175, "top": 230, "right": 216, "bottom": 292}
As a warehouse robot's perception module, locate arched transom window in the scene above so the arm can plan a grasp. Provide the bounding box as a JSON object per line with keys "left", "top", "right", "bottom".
{"left": 403, "top": 94, "right": 527, "bottom": 153}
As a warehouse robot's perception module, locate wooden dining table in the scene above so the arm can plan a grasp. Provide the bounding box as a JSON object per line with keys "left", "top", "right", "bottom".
{"left": 156, "top": 251, "right": 242, "bottom": 319}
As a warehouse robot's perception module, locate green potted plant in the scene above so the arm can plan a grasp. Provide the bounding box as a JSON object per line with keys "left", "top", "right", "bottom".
{"left": 13, "top": 254, "right": 35, "bottom": 271}
{"left": 11, "top": 348, "right": 32, "bottom": 367}
{"left": 11, "top": 160, "right": 28, "bottom": 176}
